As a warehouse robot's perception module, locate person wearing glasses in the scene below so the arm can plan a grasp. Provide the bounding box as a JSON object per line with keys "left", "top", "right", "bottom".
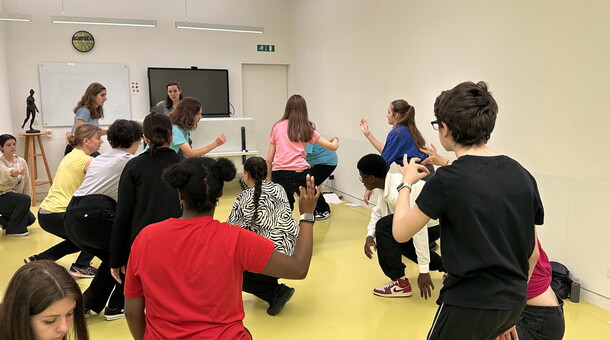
{"left": 357, "top": 153, "right": 443, "bottom": 299}
{"left": 359, "top": 100, "right": 432, "bottom": 203}
{"left": 392, "top": 81, "right": 542, "bottom": 340}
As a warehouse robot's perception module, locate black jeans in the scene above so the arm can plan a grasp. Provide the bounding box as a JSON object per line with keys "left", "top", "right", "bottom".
{"left": 271, "top": 170, "right": 310, "bottom": 211}
{"left": 36, "top": 210, "right": 94, "bottom": 268}
{"left": 428, "top": 304, "right": 523, "bottom": 340}
{"left": 242, "top": 271, "right": 280, "bottom": 304}
{"left": 375, "top": 214, "right": 443, "bottom": 280}
{"left": 515, "top": 299, "right": 565, "bottom": 340}
{"left": 65, "top": 195, "right": 124, "bottom": 313}
{"left": 0, "top": 192, "right": 36, "bottom": 234}
{"left": 308, "top": 164, "right": 336, "bottom": 214}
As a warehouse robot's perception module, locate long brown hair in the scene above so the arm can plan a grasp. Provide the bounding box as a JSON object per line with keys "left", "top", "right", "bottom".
{"left": 0, "top": 260, "right": 89, "bottom": 340}
{"left": 390, "top": 99, "right": 425, "bottom": 149}
{"left": 277, "top": 94, "right": 313, "bottom": 142}
{"left": 73, "top": 82, "right": 106, "bottom": 119}
{"left": 169, "top": 97, "right": 202, "bottom": 131}
{"left": 67, "top": 123, "right": 102, "bottom": 147}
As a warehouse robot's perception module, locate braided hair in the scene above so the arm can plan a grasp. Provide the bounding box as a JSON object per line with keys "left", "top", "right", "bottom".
{"left": 243, "top": 157, "right": 267, "bottom": 229}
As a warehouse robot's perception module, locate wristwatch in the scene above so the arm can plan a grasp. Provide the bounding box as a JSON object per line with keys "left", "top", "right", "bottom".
{"left": 396, "top": 182, "right": 412, "bottom": 193}
{"left": 299, "top": 213, "right": 315, "bottom": 224}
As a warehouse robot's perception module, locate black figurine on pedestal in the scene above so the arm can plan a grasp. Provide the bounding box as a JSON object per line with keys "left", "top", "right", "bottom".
{"left": 22, "top": 89, "right": 40, "bottom": 133}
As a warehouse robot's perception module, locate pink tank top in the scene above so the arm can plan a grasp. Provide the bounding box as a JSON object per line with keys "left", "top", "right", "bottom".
{"left": 527, "top": 240, "right": 553, "bottom": 300}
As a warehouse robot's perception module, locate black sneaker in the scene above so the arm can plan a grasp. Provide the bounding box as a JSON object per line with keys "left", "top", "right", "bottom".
{"left": 103, "top": 307, "right": 125, "bottom": 321}
{"left": 314, "top": 211, "right": 331, "bottom": 221}
{"left": 24, "top": 255, "right": 39, "bottom": 264}
{"left": 267, "top": 284, "right": 295, "bottom": 316}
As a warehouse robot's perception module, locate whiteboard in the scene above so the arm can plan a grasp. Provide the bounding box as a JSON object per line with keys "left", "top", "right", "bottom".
{"left": 38, "top": 63, "right": 131, "bottom": 127}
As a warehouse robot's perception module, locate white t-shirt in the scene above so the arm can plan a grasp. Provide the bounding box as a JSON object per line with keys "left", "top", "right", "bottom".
{"left": 73, "top": 148, "right": 134, "bottom": 202}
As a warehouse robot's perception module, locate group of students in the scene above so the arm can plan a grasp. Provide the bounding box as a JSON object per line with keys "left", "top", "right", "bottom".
{"left": 0, "top": 80, "right": 565, "bottom": 340}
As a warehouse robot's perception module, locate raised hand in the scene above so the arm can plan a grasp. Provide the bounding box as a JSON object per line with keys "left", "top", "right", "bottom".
{"left": 360, "top": 119, "right": 370, "bottom": 136}
{"left": 420, "top": 144, "right": 448, "bottom": 166}
{"left": 298, "top": 174, "right": 321, "bottom": 215}
{"left": 397, "top": 154, "right": 430, "bottom": 185}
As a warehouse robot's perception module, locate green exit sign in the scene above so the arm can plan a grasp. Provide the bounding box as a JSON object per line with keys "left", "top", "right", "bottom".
{"left": 257, "top": 44, "right": 275, "bottom": 52}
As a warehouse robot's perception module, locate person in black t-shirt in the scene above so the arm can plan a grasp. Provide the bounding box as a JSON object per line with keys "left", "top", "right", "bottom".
{"left": 392, "top": 81, "right": 543, "bottom": 340}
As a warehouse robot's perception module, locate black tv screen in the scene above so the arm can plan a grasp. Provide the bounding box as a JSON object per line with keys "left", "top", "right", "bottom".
{"left": 147, "top": 67, "right": 230, "bottom": 117}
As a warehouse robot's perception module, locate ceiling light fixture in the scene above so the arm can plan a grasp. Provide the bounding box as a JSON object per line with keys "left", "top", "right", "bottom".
{"left": 50, "top": 16, "right": 157, "bottom": 27}
{"left": 0, "top": 13, "right": 31, "bottom": 22}
{"left": 175, "top": 21, "right": 263, "bottom": 33}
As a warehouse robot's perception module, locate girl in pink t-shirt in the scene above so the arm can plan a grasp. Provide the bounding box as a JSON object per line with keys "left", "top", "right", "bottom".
{"left": 266, "top": 94, "right": 339, "bottom": 210}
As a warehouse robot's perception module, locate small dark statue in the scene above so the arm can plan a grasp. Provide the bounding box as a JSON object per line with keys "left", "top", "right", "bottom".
{"left": 22, "top": 89, "right": 40, "bottom": 133}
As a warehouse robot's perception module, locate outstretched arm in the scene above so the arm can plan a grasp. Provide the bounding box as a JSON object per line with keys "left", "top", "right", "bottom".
{"left": 178, "top": 134, "right": 227, "bottom": 158}
{"left": 261, "top": 175, "right": 320, "bottom": 279}
{"left": 360, "top": 119, "right": 384, "bottom": 153}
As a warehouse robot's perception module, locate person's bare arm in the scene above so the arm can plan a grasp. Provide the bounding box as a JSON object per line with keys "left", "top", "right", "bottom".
{"left": 316, "top": 136, "right": 339, "bottom": 151}
{"left": 125, "top": 296, "right": 146, "bottom": 340}
{"left": 178, "top": 134, "right": 226, "bottom": 158}
{"left": 260, "top": 175, "right": 320, "bottom": 279}
{"left": 360, "top": 119, "right": 383, "bottom": 153}
{"left": 266, "top": 143, "right": 276, "bottom": 181}
{"left": 392, "top": 155, "right": 432, "bottom": 242}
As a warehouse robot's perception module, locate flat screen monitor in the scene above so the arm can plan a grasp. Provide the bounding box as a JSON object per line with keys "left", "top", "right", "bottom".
{"left": 147, "top": 67, "right": 230, "bottom": 117}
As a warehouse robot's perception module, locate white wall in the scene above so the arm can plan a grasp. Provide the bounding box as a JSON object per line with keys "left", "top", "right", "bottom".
{"left": 0, "top": 20, "right": 13, "bottom": 134}
{"left": 293, "top": 0, "right": 610, "bottom": 309}
{"left": 1, "top": 0, "right": 294, "bottom": 188}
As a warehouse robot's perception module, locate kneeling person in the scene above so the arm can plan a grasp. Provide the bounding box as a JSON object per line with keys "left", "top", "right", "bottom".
{"left": 358, "top": 154, "right": 443, "bottom": 299}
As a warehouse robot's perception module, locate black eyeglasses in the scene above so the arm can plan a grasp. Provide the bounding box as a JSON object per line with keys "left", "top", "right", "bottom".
{"left": 431, "top": 120, "right": 440, "bottom": 130}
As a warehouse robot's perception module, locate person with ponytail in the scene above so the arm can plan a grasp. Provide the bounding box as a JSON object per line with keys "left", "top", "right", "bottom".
{"left": 267, "top": 94, "right": 338, "bottom": 211}
{"left": 227, "top": 156, "right": 299, "bottom": 316}
{"left": 124, "top": 157, "right": 319, "bottom": 339}
{"left": 26, "top": 123, "right": 103, "bottom": 278}
{"left": 359, "top": 99, "right": 432, "bottom": 203}
{"left": 109, "top": 113, "right": 182, "bottom": 285}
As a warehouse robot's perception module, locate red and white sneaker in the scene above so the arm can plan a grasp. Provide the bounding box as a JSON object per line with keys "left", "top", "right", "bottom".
{"left": 372, "top": 277, "right": 413, "bottom": 297}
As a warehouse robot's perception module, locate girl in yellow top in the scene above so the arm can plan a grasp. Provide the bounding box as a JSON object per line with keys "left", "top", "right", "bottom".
{"left": 0, "top": 134, "right": 35, "bottom": 236}
{"left": 26, "top": 123, "right": 103, "bottom": 278}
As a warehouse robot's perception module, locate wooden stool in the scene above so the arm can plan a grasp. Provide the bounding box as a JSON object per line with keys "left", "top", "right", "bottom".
{"left": 19, "top": 132, "right": 53, "bottom": 206}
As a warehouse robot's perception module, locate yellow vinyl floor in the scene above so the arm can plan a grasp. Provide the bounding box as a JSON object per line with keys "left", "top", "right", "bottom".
{"left": 1, "top": 183, "right": 609, "bottom": 339}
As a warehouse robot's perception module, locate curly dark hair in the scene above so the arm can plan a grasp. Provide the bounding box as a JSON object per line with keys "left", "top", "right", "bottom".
{"left": 433, "top": 81, "right": 498, "bottom": 147}
{"left": 162, "top": 157, "right": 236, "bottom": 213}
{"left": 107, "top": 119, "right": 143, "bottom": 149}
{"left": 169, "top": 97, "right": 202, "bottom": 131}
